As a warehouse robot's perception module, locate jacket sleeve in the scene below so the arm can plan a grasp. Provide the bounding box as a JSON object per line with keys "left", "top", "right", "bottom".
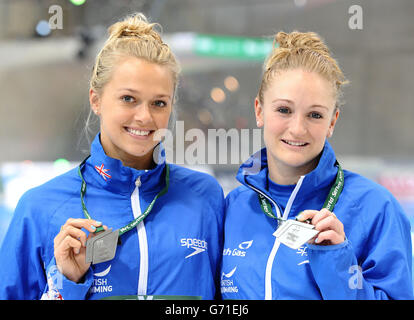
{"left": 0, "top": 190, "right": 94, "bottom": 300}
{"left": 307, "top": 198, "right": 413, "bottom": 300}
{"left": 41, "top": 257, "right": 94, "bottom": 300}
{"left": 0, "top": 191, "right": 47, "bottom": 299}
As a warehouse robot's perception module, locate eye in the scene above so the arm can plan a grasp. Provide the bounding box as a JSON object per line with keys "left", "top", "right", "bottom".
{"left": 309, "top": 112, "right": 323, "bottom": 119}
{"left": 276, "top": 106, "right": 291, "bottom": 114}
{"left": 153, "top": 100, "right": 167, "bottom": 108}
{"left": 121, "top": 95, "right": 135, "bottom": 103}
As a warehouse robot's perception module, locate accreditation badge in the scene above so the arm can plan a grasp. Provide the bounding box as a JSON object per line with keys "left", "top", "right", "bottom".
{"left": 273, "top": 220, "right": 319, "bottom": 249}
{"left": 86, "top": 228, "right": 119, "bottom": 264}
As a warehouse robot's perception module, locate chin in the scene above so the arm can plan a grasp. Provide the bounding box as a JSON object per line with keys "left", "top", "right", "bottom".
{"left": 122, "top": 141, "right": 154, "bottom": 156}
{"left": 273, "top": 151, "right": 313, "bottom": 168}
{"left": 287, "top": 156, "right": 319, "bottom": 172}
{"left": 129, "top": 148, "right": 154, "bottom": 158}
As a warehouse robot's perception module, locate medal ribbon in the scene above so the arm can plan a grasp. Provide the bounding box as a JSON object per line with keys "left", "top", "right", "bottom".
{"left": 78, "top": 156, "right": 169, "bottom": 236}
{"left": 258, "top": 161, "right": 344, "bottom": 222}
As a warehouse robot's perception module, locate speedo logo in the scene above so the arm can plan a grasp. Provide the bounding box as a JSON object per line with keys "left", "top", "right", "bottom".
{"left": 180, "top": 238, "right": 208, "bottom": 259}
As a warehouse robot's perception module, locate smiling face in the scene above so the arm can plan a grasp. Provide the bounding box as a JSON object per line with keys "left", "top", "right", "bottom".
{"left": 255, "top": 68, "right": 339, "bottom": 184}
{"left": 90, "top": 56, "right": 174, "bottom": 169}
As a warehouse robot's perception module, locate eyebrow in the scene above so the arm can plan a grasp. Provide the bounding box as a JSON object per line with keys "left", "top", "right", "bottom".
{"left": 271, "top": 98, "right": 293, "bottom": 104}
{"left": 119, "top": 88, "right": 172, "bottom": 99}
{"left": 310, "top": 104, "right": 329, "bottom": 111}
{"left": 271, "top": 99, "right": 329, "bottom": 110}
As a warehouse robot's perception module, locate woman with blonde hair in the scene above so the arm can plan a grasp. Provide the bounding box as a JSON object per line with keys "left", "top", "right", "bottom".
{"left": 0, "top": 13, "right": 224, "bottom": 300}
{"left": 220, "top": 31, "right": 413, "bottom": 299}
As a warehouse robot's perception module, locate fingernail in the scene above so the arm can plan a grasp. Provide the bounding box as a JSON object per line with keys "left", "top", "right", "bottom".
{"left": 94, "top": 221, "right": 102, "bottom": 226}
{"left": 90, "top": 225, "right": 96, "bottom": 231}
{"left": 295, "top": 212, "right": 303, "bottom": 221}
{"left": 75, "top": 248, "right": 80, "bottom": 254}
{"left": 315, "top": 238, "right": 320, "bottom": 244}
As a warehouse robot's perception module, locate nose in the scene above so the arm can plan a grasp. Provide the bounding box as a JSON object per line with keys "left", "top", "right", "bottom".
{"left": 289, "top": 113, "right": 307, "bottom": 137}
{"left": 134, "top": 103, "right": 153, "bottom": 125}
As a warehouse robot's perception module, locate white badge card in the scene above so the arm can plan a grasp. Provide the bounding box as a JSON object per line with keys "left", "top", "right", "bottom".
{"left": 273, "top": 220, "right": 319, "bottom": 250}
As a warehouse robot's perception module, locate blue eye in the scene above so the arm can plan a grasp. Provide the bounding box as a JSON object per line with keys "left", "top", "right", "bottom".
{"left": 153, "top": 100, "right": 167, "bottom": 108}
{"left": 121, "top": 95, "right": 135, "bottom": 103}
{"left": 277, "top": 107, "right": 291, "bottom": 114}
{"left": 310, "top": 112, "right": 322, "bottom": 119}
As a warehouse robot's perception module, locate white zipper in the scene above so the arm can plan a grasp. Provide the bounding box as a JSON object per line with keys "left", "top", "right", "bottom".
{"left": 263, "top": 175, "right": 305, "bottom": 300}
{"left": 131, "top": 176, "right": 149, "bottom": 296}
{"left": 264, "top": 238, "right": 281, "bottom": 300}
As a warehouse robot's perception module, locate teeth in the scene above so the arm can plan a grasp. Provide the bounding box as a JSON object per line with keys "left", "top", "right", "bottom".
{"left": 284, "top": 140, "right": 307, "bottom": 146}
{"left": 127, "top": 128, "right": 150, "bottom": 136}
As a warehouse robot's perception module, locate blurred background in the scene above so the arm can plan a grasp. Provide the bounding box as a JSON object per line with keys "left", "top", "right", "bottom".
{"left": 0, "top": 0, "right": 413, "bottom": 292}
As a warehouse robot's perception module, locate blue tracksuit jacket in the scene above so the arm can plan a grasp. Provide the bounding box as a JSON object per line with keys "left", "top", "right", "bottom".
{"left": 0, "top": 134, "right": 225, "bottom": 300}
{"left": 220, "top": 141, "right": 413, "bottom": 299}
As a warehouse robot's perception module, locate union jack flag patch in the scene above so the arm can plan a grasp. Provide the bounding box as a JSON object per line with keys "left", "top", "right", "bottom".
{"left": 94, "top": 163, "right": 112, "bottom": 181}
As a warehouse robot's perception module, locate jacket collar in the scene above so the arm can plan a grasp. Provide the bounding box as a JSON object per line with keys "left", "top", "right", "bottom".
{"left": 236, "top": 140, "right": 339, "bottom": 205}
{"left": 83, "top": 133, "right": 166, "bottom": 195}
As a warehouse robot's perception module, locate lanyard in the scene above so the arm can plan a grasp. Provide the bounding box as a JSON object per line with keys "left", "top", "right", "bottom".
{"left": 258, "top": 161, "right": 344, "bottom": 222}
{"left": 77, "top": 156, "right": 170, "bottom": 236}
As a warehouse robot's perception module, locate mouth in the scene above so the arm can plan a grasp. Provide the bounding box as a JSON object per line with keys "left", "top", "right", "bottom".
{"left": 125, "top": 127, "right": 154, "bottom": 138}
{"left": 281, "top": 139, "right": 309, "bottom": 147}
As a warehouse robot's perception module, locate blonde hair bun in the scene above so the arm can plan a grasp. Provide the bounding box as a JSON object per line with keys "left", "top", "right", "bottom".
{"left": 90, "top": 12, "right": 180, "bottom": 94}
{"left": 107, "top": 13, "right": 163, "bottom": 43}
{"left": 258, "top": 30, "right": 348, "bottom": 106}
{"left": 275, "top": 31, "right": 330, "bottom": 55}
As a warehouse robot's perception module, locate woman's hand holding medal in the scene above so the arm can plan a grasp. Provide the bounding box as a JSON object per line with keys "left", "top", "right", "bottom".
{"left": 54, "top": 218, "right": 107, "bottom": 283}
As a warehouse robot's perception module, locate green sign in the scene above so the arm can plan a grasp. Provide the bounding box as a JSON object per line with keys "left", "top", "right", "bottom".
{"left": 70, "top": 0, "right": 86, "bottom": 5}
{"left": 194, "top": 34, "right": 274, "bottom": 60}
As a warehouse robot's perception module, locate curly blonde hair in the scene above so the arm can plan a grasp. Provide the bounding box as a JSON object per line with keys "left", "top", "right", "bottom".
{"left": 257, "top": 31, "right": 348, "bottom": 108}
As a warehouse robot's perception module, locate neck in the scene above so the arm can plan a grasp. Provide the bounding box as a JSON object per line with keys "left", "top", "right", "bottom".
{"left": 122, "top": 154, "right": 155, "bottom": 170}
{"left": 121, "top": 160, "right": 155, "bottom": 170}
{"left": 267, "top": 152, "right": 320, "bottom": 186}
{"left": 268, "top": 166, "right": 304, "bottom": 185}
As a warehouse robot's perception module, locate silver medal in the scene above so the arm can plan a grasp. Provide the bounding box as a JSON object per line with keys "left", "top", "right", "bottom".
{"left": 85, "top": 228, "right": 119, "bottom": 264}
